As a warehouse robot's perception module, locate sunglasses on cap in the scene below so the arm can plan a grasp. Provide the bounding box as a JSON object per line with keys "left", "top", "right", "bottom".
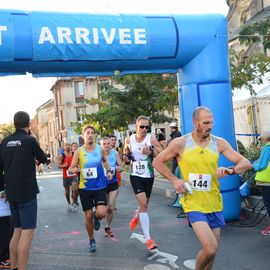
{"left": 139, "top": 125, "right": 149, "bottom": 129}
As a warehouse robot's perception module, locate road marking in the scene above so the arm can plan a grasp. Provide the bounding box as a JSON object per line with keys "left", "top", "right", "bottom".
{"left": 144, "top": 264, "right": 171, "bottom": 270}
{"left": 130, "top": 233, "right": 179, "bottom": 269}
{"left": 183, "top": 259, "right": 196, "bottom": 269}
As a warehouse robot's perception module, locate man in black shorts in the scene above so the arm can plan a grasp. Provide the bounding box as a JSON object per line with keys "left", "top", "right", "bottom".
{"left": 68, "top": 126, "right": 113, "bottom": 252}
{"left": 0, "top": 111, "right": 47, "bottom": 270}
{"left": 123, "top": 116, "right": 162, "bottom": 250}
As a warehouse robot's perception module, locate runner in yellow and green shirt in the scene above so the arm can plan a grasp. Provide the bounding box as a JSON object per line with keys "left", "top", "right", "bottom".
{"left": 153, "top": 106, "right": 252, "bottom": 270}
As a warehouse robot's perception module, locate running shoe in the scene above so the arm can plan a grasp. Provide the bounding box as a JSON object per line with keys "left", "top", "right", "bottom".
{"left": 0, "top": 259, "right": 11, "bottom": 269}
{"left": 76, "top": 200, "right": 80, "bottom": 206}
{"left": 145, "top": 239, "right": 158, "bottom": 250}
{"left": 129, "top": 209, "right": 139, "bottom": 230}
{"left": 261, "top": 225, "right": 270, "bottom": 236}
{"left": 104, "top": 227, "right": 114, "bottom": 238}
{"left": 89, "top": 239, "right": 96, "bottom": 252}
{"left": 67, "top": 203, "right": 72, "bottom": 211}
{"left": 71, "top": 204, "right": 77, "bottom": 212}
{"left": 93, "top": 211, "right": 100, "bottom": 231}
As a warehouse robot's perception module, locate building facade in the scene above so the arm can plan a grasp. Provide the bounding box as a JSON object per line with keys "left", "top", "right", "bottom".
{"left": 51, "top": 77, "right": 99, "bottom": 147}
{"left": 36, "top": 99, "right": 58, "bottom": 159}
{"left": 228, "top": 0, "right": 270, "bottom": 58}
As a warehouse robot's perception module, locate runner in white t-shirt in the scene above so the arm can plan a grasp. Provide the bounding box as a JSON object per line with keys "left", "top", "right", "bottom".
{"left": 123, "top": 115, "right": 162, "bottom": 250}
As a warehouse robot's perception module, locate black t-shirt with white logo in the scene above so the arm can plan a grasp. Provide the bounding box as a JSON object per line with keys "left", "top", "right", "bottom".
{"left": 0, "top": 129, "right": 47, "bottom": 203}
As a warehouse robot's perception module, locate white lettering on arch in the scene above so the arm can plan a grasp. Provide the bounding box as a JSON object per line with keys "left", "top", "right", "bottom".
{"left": 101, "top": 28, "right": 116, "bottom": 44}
{"left": 0, "top": 26, "right": 7, "bottom": 46}
{"left": 57, "top": 27, "right": 73, "bottom": 44}
{"left": 75, "top": 27, "right": 90, "bottom": 44}
{"left": 119, "top": 28, "right": 131, "bottom": 44}
{"left": 38, "top": 27, "right": 55, "bottom": 44}
{"left": 134, "top": 29, "right": 147, "bottom": 44}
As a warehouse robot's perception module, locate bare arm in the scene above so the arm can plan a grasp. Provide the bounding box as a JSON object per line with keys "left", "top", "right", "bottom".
{"left": 116, "top": 152, "right": 122, "bottom": 170}
{"left": 123, "top": 137, "right": 131, "bottom": 163}
{"left": 150, "top": 135, "right": 163, "bottom": 156}
{"left": 57, "top": 155, "right": 67, "bottom": 169}
{"left": 217, "top": 138, "right": 252, "bottom": 178}
{"left": 101, "top": 148, "right": 113, "bottom": 180}
{"left": 153, "top": 137, "right": 188, "bottom": 194}
{"left": 68, "top": 149, "right": 80, "bottom": 173}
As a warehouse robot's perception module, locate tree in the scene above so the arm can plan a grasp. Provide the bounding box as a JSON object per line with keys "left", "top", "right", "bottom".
{"left": 230, "top": 50, "right": 270, "bottom": 95}
{"left": 239, "top": 18, "right": 270, "bottom": 54}
{"left": 73, "top": 74, "right": 179, "bottom": 135}
{"left": 0, "top": 123, "right": 15, "bottom": 141}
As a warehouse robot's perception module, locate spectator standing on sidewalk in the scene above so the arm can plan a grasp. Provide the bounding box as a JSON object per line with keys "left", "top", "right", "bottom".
{"left": 167, "top": 122, "right": 182, "bottom": 174}
{"left": 0, "top": 111, "right": 47, "bottom": 270}
{"left": 252, "top": 130, "right": 270, "bottom": 236}
{"left": 0, "top": 187, "right": 13, "bottom": 269}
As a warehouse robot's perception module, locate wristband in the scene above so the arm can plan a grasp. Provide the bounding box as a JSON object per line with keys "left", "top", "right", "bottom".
{"left": 106, "top": 169, "right": 113, "bottom": 175}
{"left": 228, "top": 166, "right": 236, "bottom": 175}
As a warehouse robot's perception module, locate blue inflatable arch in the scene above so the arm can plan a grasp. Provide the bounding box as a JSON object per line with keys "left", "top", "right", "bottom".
{"left": 0, "top": 7, "right": 239, "bottom": 220}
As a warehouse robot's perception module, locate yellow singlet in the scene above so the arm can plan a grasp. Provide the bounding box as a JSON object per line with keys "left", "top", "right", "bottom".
{"left": 179, "top": 133, "right": 223, "bottom": 213}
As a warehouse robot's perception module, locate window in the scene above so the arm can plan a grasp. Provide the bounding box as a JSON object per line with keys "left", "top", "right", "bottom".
{"left": 74, "top": 81, "right": 84, "bottom": 97}
{"left": 76, "top": 107, "right": 86, "bottom": 122}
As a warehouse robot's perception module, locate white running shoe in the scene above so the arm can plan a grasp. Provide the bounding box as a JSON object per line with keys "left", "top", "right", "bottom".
{"left": 67, "top": 203, "right": 72, "bottom": 211}
{"left": 71, "top": 204, "right": 77, "bottom": 212}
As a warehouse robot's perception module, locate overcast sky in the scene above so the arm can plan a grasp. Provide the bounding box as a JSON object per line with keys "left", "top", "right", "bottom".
{"left": 0, "top": 0, "right": 228, "bottom": 124}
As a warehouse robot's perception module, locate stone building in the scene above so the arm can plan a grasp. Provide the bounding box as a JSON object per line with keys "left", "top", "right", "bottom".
{"left": 50, "top": 77, "right": 99, "bottom": 146}
{"left": 36, "top": 99, "right": 58, "bottom": 159}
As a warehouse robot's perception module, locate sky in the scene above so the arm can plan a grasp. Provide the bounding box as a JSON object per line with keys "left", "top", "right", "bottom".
{"left": 0, "top": 0, "right": 229, "bottom": 124}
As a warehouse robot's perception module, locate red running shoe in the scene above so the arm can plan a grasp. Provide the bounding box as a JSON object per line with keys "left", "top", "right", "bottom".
{"left": 104, "top": 227, "right": 114, "bottom": 238}
{"left": 261, "top": 225, "right": 270, "bottom": 236}
{"left": 145, "top": 239, "right": 158, "bottom": 250}
{"left": 129, "top": 209, "right": 139, "bottom": 230}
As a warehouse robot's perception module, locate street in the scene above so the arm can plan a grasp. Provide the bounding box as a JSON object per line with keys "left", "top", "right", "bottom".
{"left": 27, "top": 173, "right": 269, "bottom": 270}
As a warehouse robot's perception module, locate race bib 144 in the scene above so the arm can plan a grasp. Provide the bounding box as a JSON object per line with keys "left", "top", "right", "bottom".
{"left": 188, "top": 173, "right": 212, "bottom": 192}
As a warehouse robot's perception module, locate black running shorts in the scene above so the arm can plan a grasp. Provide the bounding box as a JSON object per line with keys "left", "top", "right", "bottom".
{"left": 9, "top": 197, "right": 37, "bottom": 229}
{"left": 79, "top": 188, "right": 107, "bottom": 211}
{"left": 106, "top": 182, "right": 119, "bottom": 194}
{"left": 130, "top": 175, "right": 154, "bottom": 198}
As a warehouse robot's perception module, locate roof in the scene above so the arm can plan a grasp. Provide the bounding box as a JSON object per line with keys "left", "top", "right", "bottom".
{"left": 256, "top": 84, "right": 270, "bottom": 98}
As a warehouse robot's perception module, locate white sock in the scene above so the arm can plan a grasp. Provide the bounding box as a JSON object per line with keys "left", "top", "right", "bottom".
{"left": 139, "top": 212, "right": 151, "bottom": 241}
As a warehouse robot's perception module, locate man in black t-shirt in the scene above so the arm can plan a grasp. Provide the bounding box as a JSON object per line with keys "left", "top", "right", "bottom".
{"left": 0, "top": 111, "right": 46, "bottom": 270}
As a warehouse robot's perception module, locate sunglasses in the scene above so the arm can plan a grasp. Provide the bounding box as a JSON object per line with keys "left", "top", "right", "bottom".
{"left": 139, "top": 125, "right": 149, "bottom": 129}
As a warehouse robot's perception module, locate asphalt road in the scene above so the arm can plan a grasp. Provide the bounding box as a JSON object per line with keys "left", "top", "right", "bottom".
{"left": 27, "top": 173, "right": 269, "bottom": 270}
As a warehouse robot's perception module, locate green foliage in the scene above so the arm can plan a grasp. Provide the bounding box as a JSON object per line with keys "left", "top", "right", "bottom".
{"left": 231, "top": 18, "right": 270, "bottom": 95}
{"left": 237, "top": 140, "right": 262, "bottom": 195}
{"left": 75, "top": 73, "right": 179, "bottom": 135}
{"left": 239, "top": 18, "right": 270, "bottom": 53}
{"left": 0, "top": 123, "right": 15, "bottom": 141}
{"left": 230, "top": 51, "right": 270, "bottom": 95}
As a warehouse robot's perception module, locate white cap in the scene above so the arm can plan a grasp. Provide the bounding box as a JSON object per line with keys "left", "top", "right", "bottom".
{"left": 260, "top": 131, "right": 270, "bottom": 139}
{"left": 169, "top": 122, "right": 178, "bottom": 128}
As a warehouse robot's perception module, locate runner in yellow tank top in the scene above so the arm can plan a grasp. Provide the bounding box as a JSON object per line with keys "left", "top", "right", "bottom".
{"left": 153, "top": 106, "right": 251, "bottom": 270}
{"left": 179, "top": 133, "right": 222, "bottom": 214}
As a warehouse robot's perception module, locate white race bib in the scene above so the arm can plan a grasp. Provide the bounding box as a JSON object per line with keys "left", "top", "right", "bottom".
{"left": 67, "top": 170, "right": 76, "bottom": 177}
{"left": 103, "top": 167, "right": 116, "bottom": 176}
{"left": 188, "top": 173, "right": 212, "bottom": 192}
{"left": 82, "top": 168, "right": 97, "bottom": 179}
{"left": 132, "top": 160, "right": 148, "bottom": 175}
